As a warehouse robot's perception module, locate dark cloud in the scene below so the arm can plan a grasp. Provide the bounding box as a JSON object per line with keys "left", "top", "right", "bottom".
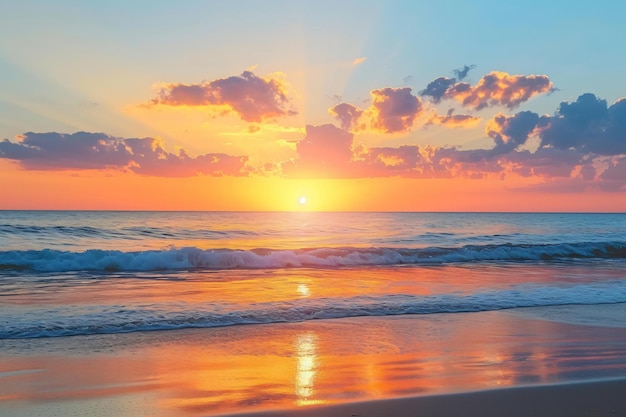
{"left": 505, "top": 147, "right": 589, "bottom": 179}
{"left": 487, "top": 111, "right": 540, "bottom": 154}
{"left": 370, "top": 87, "right": 423, "bottom": 133}
{"left": 0, "top": 132, "right": 133, "bottom": 170}
{"left": 149, "top": 71, "right": 296, "bottom": 122}
{"left": 357, "top": 145, "right": 422, "bottom": 175}
{"left": 420, "top": 71, "right": 554, "bottom": 110}
{"left": 599, "top": 157, "right": 626, "bottom": 191}
{"left": 419, "top": 65, "right": 475, "bottom": 102}
{"left": 453, "top": 64, "right": 476, "bottom": 81}
{"left": 451, "top": 71, "right": 554, "bottom": 110}
{"left": 419, "top": 77, "right": 457, "bottom": 103}
{"left": 427, "top": 108, "right": 481, "bottom": 128}
{"left": 0, "top": 132, "right": 248, "bottom": 177}
{"left": 328, "top": 102, "right": 364, "bottom": 131}
{"left": 539, "top": 94, "right": 626, "bottom": 155}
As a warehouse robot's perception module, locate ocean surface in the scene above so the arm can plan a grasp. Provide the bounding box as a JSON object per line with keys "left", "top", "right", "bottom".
{"left": 1, "top": 211, "right": 626, "bottom": 340}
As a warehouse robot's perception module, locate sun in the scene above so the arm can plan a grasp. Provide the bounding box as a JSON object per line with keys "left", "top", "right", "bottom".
{"left": 298, "top": 196, "right": 307, "bottom": 206}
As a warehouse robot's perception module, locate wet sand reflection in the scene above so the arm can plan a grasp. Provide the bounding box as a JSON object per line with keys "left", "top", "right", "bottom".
{"left": 2, "top": 307, "right": 626, "bottom": 416}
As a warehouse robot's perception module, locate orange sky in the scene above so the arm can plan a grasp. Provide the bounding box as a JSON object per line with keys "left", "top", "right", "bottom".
{"left": 1, "top": 2, "right": 625, "bottom": 212}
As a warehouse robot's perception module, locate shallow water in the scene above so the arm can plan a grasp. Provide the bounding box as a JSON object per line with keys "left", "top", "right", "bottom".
{"left": 1, "top": 211, "right": 625, "bottom": 339}
{"left": 2, "top": 211, "right": 626, "bottom": 415}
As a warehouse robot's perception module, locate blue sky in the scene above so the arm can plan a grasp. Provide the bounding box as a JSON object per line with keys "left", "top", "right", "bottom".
{"left": 3, "top": 0, "right": 624, "bottom": 135}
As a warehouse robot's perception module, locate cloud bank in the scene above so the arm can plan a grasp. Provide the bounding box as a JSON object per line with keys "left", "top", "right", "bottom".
{"left": 0, "top": 132, "right": 248, "bottom": 177}
{"left": 330, "top": 68, "right": 554, "bottom": 135}
{"left": 2, "top": 66, "right": 625, "bottom": 191}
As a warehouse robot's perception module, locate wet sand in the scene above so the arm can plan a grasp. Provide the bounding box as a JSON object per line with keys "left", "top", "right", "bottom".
{"left": 231, "top": 378, "right": 626, "bottom": 417}
{"left": 2, "top": 305, "right": 626, "bottom": 416}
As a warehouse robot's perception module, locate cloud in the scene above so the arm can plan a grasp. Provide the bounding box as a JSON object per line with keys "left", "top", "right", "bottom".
{"left": 539, "top": 94, "right": 626, "bottom": 155}
{"left": 486, "top": 111, "right": 541, "bottom": 154}
{"left": 352, "top": 57, "right": 367, "bottom": 66}
{"left": 369, "top": 87, "right": 423, "bottom": 133}
{"left": 419, "top": 76, "right": 457, "bottom": 103}
{"left": 282, "top": 124, "right": 428, "bottom": 178}
{"left": 282, "top": 124, "right": 354, "bottom": 178}
{"left": 328, "top": 102, "right": 364, "bottom": 131}
{"left": 427, "top": 109, "right": 481, "bottom": 128}
{"left": 355, "top": 145, "right": 423, "bottom": 176}
{"left": 148, "top": 71, "right": 296, "bottom": 122}
{"left": 505, "top": 147, "right": 590, "bottom": 179}
{"left": 599, "top": 157, "right": 626, "bottom": 191}
{"left": 419, "top": 65, "right": 475, "bottom": 102}
{"left": 328, "top": 87, "right": 423, "bottom": 134}
{"left": 449, "top": 71, "right": 554, "bottom": 110}
{"left": 420, "top": 71, "right": 554, "bottom": 111}
{"left": 453, "top": 64, "right": 476, "bottom": 81}
{"left": 0, "top": 132, "right": 248, "bottom": 177}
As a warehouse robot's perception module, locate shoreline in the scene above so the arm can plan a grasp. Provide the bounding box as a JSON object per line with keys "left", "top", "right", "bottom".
{"left": 223, "top": 378, "right": 626, "bottom": 417}
{"left": 2, "top": 306, "right": 626, "bottom": 416}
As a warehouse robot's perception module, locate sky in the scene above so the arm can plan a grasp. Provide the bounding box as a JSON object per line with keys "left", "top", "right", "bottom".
{"left": 1, "top": 0, "right": 625, "bottom": 212}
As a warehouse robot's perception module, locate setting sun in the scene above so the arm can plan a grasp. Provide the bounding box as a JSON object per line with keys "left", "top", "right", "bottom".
{"left": 2, "top": 2, "right": 626, "bottom": 417}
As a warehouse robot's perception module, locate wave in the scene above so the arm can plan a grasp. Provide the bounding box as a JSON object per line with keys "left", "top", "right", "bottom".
{"left": 0, "top": 223, "right": 258, "bottom": 241}
{"left": 2, "top": 283, "right": 625, "bottom": 339}
{"left": 1, "top": 242, "right": 625, "bottom": 273}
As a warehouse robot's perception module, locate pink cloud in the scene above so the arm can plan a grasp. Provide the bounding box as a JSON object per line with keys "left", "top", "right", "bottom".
{"left": 0, "top": 132, "right": 249, "bottom": 177}
{"left": 328, "top": 87, "right": 423, "bottom": 134}
{"left": 427, "top": 109, "right": 481, "bottom": 128}
{"left": 149, "top": 71, "right": 296, "bottom": 122}
{"left": 328, "top": 102, "right": 364, "bottom": 131}
{"left": 486, "top": 111, "right": 541, "bottom": 153}
{"left": 370, "top": 87, "right": 423, "bottom": 133}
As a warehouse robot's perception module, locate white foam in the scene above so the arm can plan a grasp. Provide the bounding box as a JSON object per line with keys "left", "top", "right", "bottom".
{"left": 2, "top": 282, "right": 626, "bottom": 339}
{"left": 0, "top": 241, "right": 624, "bottom": 272}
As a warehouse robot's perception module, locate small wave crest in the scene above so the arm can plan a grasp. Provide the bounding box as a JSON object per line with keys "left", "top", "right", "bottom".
{"left": 2, "top": 283, "right": 625, "bottom": 339}
{"left": 1, "top": 242, "right": 625, "bottom": 273}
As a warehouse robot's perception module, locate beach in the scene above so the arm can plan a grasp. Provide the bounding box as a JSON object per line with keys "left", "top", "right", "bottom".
{"left": 1, "top": 211, "right": 626, "bottom": 416}
{"left": 240, "top": 378, "right": 626, "bottom": 417}
{"left": 2, "top": 304, "right": 626, "bottom": 416}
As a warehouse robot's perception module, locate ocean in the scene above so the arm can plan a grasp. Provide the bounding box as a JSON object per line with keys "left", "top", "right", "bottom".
{"left": 1, "top": 211, "right": 626, "bottom": 339}
{"left": 2, "top": 211, "right": 626, "bottom": 415}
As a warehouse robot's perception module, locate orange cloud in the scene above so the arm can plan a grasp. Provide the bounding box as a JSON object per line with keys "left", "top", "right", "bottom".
{"left": 447, "top": 71, "right": 554, "bottom": 110}
{"left": 329, "top": 87, "right": 423, "bottom": 134}
{"left": 277, "top": 123, "right": 611, "bottom": 186}
{"left": 147, "top": 71, "right": 296, "bottom": 122}
{"left": 352, "top": 57, "right": 367, "bottom": 65}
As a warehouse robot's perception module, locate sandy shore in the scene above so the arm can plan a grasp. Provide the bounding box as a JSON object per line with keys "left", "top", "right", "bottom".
{"left": 224, "top": 378, "right": 626, "bottom": 417}
{"left": 2, "top": 306, "right": 626, "bottom": 416}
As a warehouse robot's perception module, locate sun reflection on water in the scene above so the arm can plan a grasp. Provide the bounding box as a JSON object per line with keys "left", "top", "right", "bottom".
{"left": 294, "top": 332, "right": 322, "bottom": 406}
{"left": 296, "top": 283, "right": 310, "bottom": 297}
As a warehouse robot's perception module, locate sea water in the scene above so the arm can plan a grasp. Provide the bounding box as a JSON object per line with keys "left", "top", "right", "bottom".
{"left": 1, "top": 211, "right": 625, "bottom": 340}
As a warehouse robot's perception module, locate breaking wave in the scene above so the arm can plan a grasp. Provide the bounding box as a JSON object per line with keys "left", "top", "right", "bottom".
{"left": 2, "top": 282, "right": 625, "bottom": 339}
{"left": 1, "top": 241, "right": 625, "bottom": 272}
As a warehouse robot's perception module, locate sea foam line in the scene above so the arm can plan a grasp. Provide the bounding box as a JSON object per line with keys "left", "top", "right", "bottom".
{"left": 0, "top": 242, "right": 625, "bottom": 272}
{"left": 2, "top": 282, "right": 626, "bottom": 339}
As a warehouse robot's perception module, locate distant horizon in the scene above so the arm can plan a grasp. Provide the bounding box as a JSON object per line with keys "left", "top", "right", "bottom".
{"left": 2, "top": 209, "right": 625, "bottom": 214}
